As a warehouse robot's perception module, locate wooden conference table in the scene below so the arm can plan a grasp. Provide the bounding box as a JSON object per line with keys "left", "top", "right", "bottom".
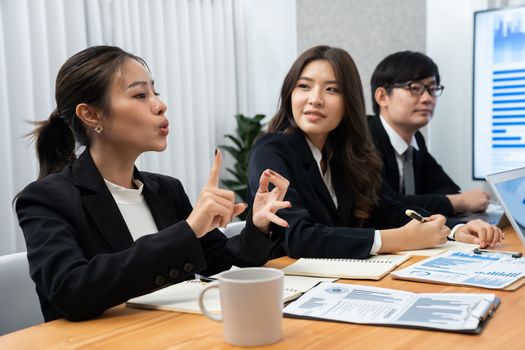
{"left": 1, "top": 227, "right": 524, "bottom": 350}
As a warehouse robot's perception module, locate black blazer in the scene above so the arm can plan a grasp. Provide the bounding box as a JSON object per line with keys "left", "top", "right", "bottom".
{"left": 368, "top": 115, "right": 460, "bottom": 216}
{"left": 247, "top": 132, "right": 414, "bottom": 260}
{"left": 16, "top": 151, "right": 282, "bottom": 322}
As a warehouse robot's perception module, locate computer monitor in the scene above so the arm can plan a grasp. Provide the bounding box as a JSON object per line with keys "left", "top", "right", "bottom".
{"left": 473, "top": 6, "right": 525, "bottom": 179}
{"left": 486, "top": 166, "right": 525, "bottom": 246}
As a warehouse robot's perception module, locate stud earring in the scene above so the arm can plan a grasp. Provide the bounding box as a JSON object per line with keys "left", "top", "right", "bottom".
{"left": 94, "top": 125, "right": 103, "bottom": 134}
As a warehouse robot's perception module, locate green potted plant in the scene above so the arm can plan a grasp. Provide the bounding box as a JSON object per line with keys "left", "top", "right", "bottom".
{"left": 219, "top": 114, "right": 266, "bottom": 219}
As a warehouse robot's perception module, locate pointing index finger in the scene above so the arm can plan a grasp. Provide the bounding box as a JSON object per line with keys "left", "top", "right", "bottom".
{"left": 207, "top": 149, "right": 222, "bottom": 188}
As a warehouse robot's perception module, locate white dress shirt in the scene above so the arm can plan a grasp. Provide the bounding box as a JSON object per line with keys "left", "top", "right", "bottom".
{"left": 105, "top": 178, "right": 158, "bottom": 241}
{"left": 379, "top": 115, "right": 419, "bottom": 189}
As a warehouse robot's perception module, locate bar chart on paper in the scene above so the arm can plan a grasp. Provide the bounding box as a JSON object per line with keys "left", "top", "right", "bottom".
{"left": 396, "top": 296, "right": 481, "bottom": 326}
{"left": 474, "top": 7, "right": 525, "bottom": 178}
{"left": 391, "top": 251, "right": 525, "bottom": 289}
{"left": 283, "top": 283, "right": 498, "bottom": 332}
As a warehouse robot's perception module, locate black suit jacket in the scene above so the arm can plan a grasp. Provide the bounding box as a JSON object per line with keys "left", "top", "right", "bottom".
{"left": 247, "top": 132, "right": 414, "bottom": 260}
{"left": 368, "top": 115, "right": 460, "bottom": 215}
{"left": 16, "top": 151, "right": 281, "bottom": 322}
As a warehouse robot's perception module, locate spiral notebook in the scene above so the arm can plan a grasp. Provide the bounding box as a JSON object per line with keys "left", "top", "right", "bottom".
{"left": 282, "top": 254, "right": 411, "bottom": 280}
{"left": 126, "top": 272, "right": 335, "bottom": 314}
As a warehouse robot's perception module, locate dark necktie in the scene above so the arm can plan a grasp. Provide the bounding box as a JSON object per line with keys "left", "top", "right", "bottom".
{"left": 403, "top": 146, "right": 415, "bottom": 195}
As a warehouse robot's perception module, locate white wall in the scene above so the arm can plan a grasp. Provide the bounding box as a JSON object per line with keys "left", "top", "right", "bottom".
{"left": 426, "top": 0, "right": 525, "bottom": 193}
{"left": 236, "top": 0, "right": 297, "bottom": 119}
{"left": 296, "top": 0, "right": 426, "bottom": 115}
{"left": 219, "top": 0, "right": 296, "bottom": 186}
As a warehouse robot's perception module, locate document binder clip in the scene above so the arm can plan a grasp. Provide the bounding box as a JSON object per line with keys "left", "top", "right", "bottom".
{"left": 477, "top": 299, "right": 499, "bottom": 321}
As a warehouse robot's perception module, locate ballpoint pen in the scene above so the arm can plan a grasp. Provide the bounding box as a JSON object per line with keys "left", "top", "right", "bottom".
{"left": 199, "top": 276, "right": 218, "bottom": 283}
{"left": 405, "top": 209, "right": 428, "bottom": 223}
{"left": 473, "top": 248, "right": 523, "bottom": 258}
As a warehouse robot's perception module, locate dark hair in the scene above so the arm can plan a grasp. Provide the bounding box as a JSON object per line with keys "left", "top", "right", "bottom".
{"left": 268, "top": 45, "right": 382, "bottom": 220}
{"left": 370, "top": 51, "right": 440, "bottom": 115}
{"left": 30, "top": 45, "right": 147, "bottom": 180}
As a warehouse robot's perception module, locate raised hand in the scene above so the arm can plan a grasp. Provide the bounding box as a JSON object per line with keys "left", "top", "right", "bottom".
{"left": 186, "top": 150, "right": 246, "bottom": 238}
{"left": 252, "top": 169, "right": 291, "bottom": 233}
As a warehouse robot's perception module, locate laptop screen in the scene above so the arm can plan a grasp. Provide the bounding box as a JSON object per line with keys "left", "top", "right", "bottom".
{"left": 486, "top": 167, "right": 525, "bottom": 246}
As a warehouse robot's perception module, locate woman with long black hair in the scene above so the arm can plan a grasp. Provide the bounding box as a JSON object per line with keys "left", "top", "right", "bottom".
{"left": 248, "top": 45, "right": 501, "bottom": 259}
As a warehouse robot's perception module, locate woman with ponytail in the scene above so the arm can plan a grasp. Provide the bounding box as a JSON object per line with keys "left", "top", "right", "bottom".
{"left": 16, "top": 46, "right": 290, "bottom": 322}
{"left": 32, "top": 109, "right": 77, "bottom": 179}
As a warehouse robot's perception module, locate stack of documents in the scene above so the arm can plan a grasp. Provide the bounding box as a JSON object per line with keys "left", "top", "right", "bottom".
{"left": 391, "top": 250, "right": 525, "bottom": 289}
{"left": 284, "top": 282, "right": 499, "bottom": 333}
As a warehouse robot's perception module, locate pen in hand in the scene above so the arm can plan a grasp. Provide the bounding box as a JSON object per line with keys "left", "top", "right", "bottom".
{"left": 405, "top": 209, "right": 428, "bottom": 223}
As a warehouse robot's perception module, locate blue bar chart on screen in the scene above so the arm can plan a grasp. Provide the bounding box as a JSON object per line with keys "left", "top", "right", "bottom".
{"left": 473, "top": 7, "right": 525, "bottom": 179}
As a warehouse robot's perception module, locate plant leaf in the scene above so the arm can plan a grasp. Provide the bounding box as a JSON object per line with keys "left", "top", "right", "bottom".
{"left": 218, "top": 113, "right": 265, "bottom": 203}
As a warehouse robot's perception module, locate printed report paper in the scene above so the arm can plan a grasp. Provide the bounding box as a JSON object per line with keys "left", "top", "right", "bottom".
{"left": 391, "top": 250, "right": 525, "bottom": 289}
{"left": 283, "top": 282, "right": 497, "bottom": 332}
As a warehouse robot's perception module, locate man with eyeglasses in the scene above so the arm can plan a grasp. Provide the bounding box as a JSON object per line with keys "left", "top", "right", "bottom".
{"left": 369, "top": 51, "right": 490, "bottom": 216}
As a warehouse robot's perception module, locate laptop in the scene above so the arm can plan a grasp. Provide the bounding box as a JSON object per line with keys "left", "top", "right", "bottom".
{"left": 455, "top": 202, "right": 505, "bottom": 225}
{"left": 486, "top": 167, "right": 525, "bottom": 246}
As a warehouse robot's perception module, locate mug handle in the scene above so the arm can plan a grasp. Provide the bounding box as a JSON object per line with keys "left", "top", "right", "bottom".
{"left": 198, "top": 281, "right": 222, "bottom": 322}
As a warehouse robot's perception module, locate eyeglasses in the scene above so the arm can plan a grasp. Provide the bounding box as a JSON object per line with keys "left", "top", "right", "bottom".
{"left": 390, "top": 82, "right": 445, "bottom": 97}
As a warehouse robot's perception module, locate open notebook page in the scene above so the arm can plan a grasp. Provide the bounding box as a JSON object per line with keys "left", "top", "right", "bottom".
{"left": 126, "top": 272, "right": 335, "bottom": 314}
{"left": 282, "top": 254, "right": 411, "bottom": 280}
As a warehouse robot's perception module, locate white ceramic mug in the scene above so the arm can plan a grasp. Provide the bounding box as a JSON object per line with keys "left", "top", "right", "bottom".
{"left": 198, "top": 267, "right": 284, "bottom": 347}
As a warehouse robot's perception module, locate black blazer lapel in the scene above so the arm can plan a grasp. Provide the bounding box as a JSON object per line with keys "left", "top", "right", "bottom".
{"left": 413, "top": 132, "right": 427, "bottom": 193}
{"left": 136, "top": 170, "right": 175, "bottom": 231}
{"left": 369, "top": 115, "right": 401, "bottom": 193}
{"left": 331, "top": 165, "right": 354, "bottom": 226}
{"left": 287, "top": 132, "right": 338, "bottom": 214}
{"left": 73, "top": 151, "right": 133, "bottom": 252}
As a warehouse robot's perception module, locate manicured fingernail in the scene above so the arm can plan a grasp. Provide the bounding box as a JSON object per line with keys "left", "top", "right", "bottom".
{"left": 215, "top": 148, "right": 218, "bottom": 155}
